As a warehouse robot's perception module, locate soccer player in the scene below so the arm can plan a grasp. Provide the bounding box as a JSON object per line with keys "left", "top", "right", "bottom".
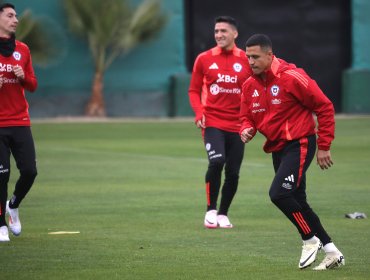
{"left": 239, "top": 34, "right": 344, "bottom": 270}
{"left": 0, "top": 3, "right": 38, "bottom": 242}
{"left": 189, "top": 16, "right": 252, "bottom": 228}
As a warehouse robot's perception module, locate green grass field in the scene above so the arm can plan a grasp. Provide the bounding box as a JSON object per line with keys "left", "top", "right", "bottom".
{"left": 1, "top": 116, "right": 369, "bottom": 279}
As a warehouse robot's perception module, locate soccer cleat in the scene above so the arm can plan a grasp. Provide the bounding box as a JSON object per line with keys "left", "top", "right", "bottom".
{"left": 313, "top": 251, "right": 345, "bottom": 270}
{"left": 204, "top": 210, "right": 218, "bottom": 228}
{"left": 298, "top": 238, "right": 322, "bottom": 269}
{"left": 217, "top": 215, "right": 233, "bottom": 228}
{"left": 6, "top": 201, "right": 21, "bottom": 236}
{"left": 0, "top": 225, "right": 10, "bottom": 242}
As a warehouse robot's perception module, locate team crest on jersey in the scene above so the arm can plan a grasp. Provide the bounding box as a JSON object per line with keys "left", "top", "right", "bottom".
{"left": 13, "top": 51, "right": 21, "bottom": 61}
{"left": 233, "top": 63, "right": 242, "bottom": 72}
{"left": 270, "top": 85, "right": 279, "bottom": 96}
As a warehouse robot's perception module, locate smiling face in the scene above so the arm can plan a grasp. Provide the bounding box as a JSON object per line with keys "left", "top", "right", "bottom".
{"left": 214, "top": 22, "right": 238, "bottom": 51}
{"left": 245, "top": 45, "right": 273, "bottom": 76}
{"left": 0, "top": 7, "right": 18, "bottom": 38}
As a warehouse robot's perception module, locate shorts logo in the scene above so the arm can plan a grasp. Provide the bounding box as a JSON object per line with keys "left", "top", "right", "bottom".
{"left": 281, "top": 182, "right": 292, "bottom": 190}
{"left": 0, "top": 164, "right": 9, "bottom": 174}
{"left": 210, "top": 153, "right": 222, "bottom": 160}
{"left": 233, "top": 63, "right": 242, "bottom": 72}
{"left": 205, "top": 143, "right": 211, "bottom": 151}
{"left": 285, "top": 174, "right": 295, "bottom": 182}
{"left": 271, "top": 85, "right": 279, "bottom": 96}
{"left": 282, "top": 175, "right": 294, "bottom": 189}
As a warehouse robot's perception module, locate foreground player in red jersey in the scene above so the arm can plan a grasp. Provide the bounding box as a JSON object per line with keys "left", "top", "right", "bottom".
{"left": 189, "top": 16, "right": 252, "bottom": 229}
{"left": 240, "top": 34, "right": 344, "bottom": 270}
{"left": 0, "top": 3, "right": 38, "bottom": 242}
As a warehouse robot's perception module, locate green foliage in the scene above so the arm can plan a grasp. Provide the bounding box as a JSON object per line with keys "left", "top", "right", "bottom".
{"left": 16, "top": 10, "right": 66, "bottom": 67}
{"left": 63, "top": 0, "right": 167, "bottom": 71}
{"left": 0, "top": 117, "right": 369, "bottom": 279}
{"left": 128, "top": 0, "right": 168, "bottom": 46}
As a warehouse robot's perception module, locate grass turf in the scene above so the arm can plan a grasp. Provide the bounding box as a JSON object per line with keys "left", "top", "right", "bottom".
{"left": 1, "top": 116, "right": 369, "bottom": 279}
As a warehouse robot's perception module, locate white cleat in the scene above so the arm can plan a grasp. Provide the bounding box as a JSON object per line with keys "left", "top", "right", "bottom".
{"left": 204, "top": 210, "right": 218, "bottom": 229}
{"left": 298, "top": 238, "right": 322, "bottom": 269}
{"left": 6, "top": 201, "right": 21, "bottom": 236}
{"left": 0, "top": 225, "right": 10, "bottom": 242}
{"left": 217, "top": 215, "right": 233, "bottom": 228}
{"left": 313, "top": 251, "right": 345, "bottom": 270}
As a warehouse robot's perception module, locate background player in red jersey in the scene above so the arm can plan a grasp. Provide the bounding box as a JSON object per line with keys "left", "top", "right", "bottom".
{"left": 189, "top": 16, "right": 252, "bottom": 229}
{"left": 0, "top": 3, "right": 38, "bottom": 242}
{"left": 240, "top": 34, "right": 344, "bottom": 270}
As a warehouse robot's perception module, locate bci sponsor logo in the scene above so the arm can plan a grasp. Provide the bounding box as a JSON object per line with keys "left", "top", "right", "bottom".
{"left": 0, "top": 63, "right": 15, "bottom": 72}
{"left": 216, "top": 74, "right": 237, "bottom": 83}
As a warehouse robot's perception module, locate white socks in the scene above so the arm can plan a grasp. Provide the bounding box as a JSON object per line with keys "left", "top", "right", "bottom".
{"left": 303, "top": 237, "right": 341, "bottom": 255}
{"left": 303, "top": 235, "right": 320, "bottom": 245}
{"left": 323, "top": 242, "right": 340, "bottom": 253}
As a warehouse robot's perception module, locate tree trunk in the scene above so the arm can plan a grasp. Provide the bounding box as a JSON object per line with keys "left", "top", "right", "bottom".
{"left": 85, "top": 71, "right": 106, "bottom": 117}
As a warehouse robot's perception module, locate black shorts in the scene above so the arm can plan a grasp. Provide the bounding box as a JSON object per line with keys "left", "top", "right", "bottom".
{"left": 0, "top": 126, "right": 37, "bottom": 174}
{"left": 203, "top": 127, "right": 244, "bottom": 167}
{"left": 269, "top": 135, "right": 316, "bottom": 200}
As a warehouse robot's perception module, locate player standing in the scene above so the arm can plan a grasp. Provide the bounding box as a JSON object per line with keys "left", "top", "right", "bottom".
{"left": 0, "top": 3, "right": 38, "bottom": 242}
{"left": 189, "top": 16, "right": 251, "bottom": 228}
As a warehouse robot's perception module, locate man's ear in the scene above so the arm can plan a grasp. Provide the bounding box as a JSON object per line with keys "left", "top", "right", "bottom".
{"left": 234, "top": 30, "right": 238, "bottom": 40}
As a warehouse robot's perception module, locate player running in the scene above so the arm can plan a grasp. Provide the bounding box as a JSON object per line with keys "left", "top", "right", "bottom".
{"left": 240, "top": 34, "right": 345, "bottom": 270}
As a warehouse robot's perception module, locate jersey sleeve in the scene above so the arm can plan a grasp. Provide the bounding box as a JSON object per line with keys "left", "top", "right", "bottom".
{"left": 287, "top": 71, "right": 335, "bottom": 150}
{"left": 188, "top": 54, "right": 205, "bottom": 122}
{"left": 20, "top": 45, "right": 37, "bottom": 92}
{"left": 239, "top": 80, "right": 256, "bottom": 136}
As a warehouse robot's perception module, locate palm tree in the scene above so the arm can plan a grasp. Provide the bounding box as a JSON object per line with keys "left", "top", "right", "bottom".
{"left": 63, "top": 0, "right": 167, "bottom": 117}
{"left": 16, "top": 10, "right": 66, "bottom": 67}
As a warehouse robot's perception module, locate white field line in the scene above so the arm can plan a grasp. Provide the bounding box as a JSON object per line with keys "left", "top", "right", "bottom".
{"left": 48, "top": 231, "right": 80, "bottom": 235}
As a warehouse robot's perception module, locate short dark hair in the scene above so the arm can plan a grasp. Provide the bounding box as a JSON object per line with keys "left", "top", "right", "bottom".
{"left": 245, "top": 34, "right": 272, "bottom": 51}
{"left": 215, "top": 16, "right": 238, "bottom": 30}
{"left": 0, "top": 3, "right": 15, "bottom": 12}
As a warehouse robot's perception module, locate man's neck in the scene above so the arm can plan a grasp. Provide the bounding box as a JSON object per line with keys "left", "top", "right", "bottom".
{"left": 0, "top": 35, "right": 11, "bottom": 39}
{"left": 259, "top": 72, "right": 267, "bottom": 81}
{"left": 221, "top": 43, "right": 235, "bottom": 52}
{"left": 0, "top": 31, "right": 13, "bottom": 39}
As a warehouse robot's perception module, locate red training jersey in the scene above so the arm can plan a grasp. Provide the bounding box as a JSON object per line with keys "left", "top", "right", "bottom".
{"left": 0, "top": 40, "right": 37, "bottom": 127}
{"left": 189, "top": 46, "right": 252, "bottom": 133}
{"left": 240, "top": 56, "right": 335, "bottom": 153}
